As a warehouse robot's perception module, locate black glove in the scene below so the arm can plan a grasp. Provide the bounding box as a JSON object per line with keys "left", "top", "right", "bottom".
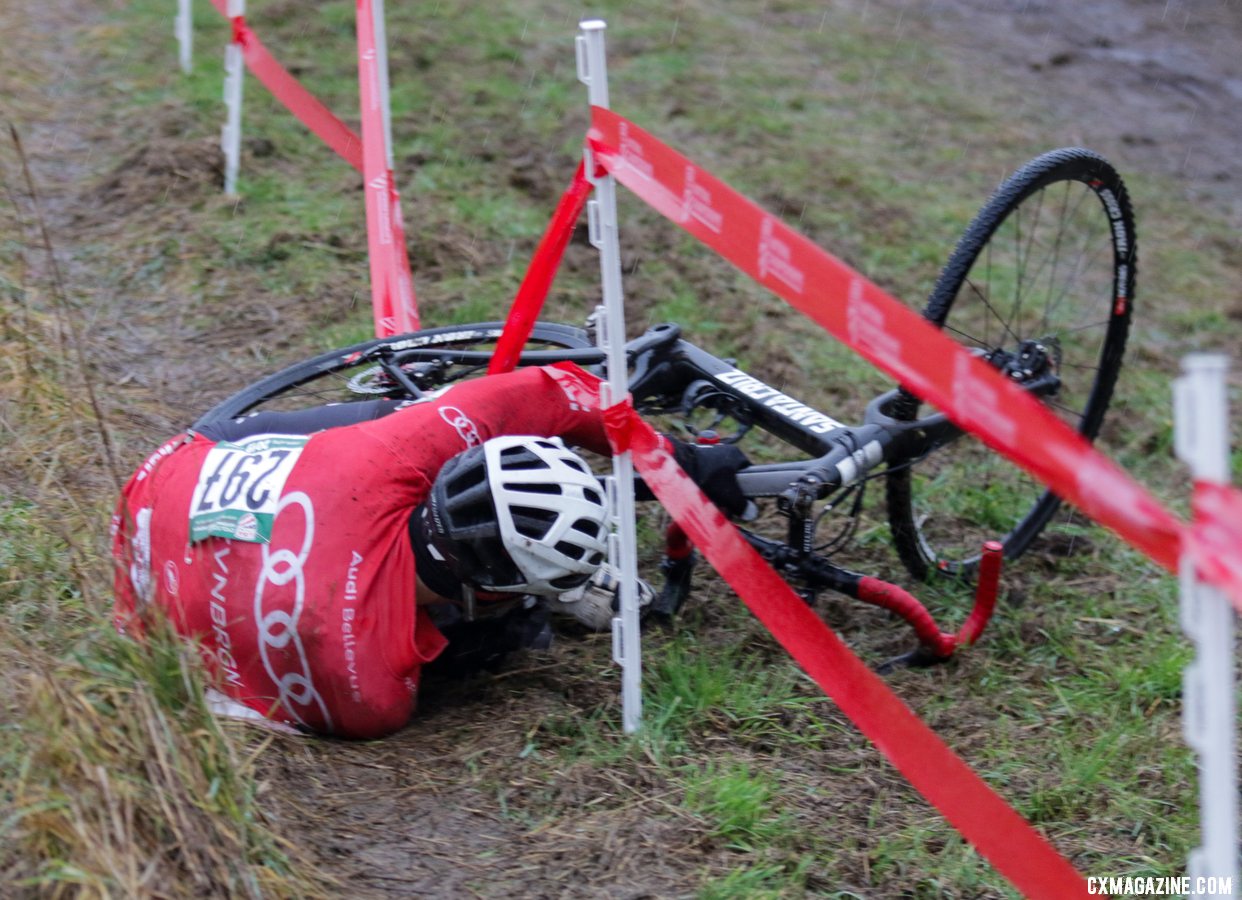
{"left": 670, "top": 439, "right": 751, "bottom": 517}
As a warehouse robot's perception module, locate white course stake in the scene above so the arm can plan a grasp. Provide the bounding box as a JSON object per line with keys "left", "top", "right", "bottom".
{"left": 372, "top": 0, "right": 395, "bottom": 171}
{"left": 221, "top": 0, "right": 245, "bottom": 196}
{"left": 176, "top": 0, "right": 193, "bottom": 73}
{"left": 1173, "top": 353, "right": 1238, "bottom": 897}
{"left": 578, "top": 20, "right": 643, "bottom": 733}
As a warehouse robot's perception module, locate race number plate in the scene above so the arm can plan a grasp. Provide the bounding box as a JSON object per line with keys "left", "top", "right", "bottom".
{"left": 188, "top": 435, "right": 309, "bottom": 543}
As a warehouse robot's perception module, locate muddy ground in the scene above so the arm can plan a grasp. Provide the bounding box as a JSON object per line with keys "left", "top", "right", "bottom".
{"left": 3, "top": 0, "right": 1239, "bottom": 897}
{"left": 871, "top": 0, "right": 1242, "bottom": 225}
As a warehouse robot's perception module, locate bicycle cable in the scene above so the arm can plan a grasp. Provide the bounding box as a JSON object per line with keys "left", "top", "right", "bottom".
{"left": 813, "top": 481, "right": 864, "bottom": 554}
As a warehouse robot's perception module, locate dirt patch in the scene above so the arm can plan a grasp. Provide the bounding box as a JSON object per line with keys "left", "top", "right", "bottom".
{"left": 850, "top": 0, "right": 1242, "bottom": 224}
{"left": 91, "top": 138, "right": 223, "bottom": 217}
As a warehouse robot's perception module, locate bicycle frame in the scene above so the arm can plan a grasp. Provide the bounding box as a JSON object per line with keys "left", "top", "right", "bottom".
{"left": 601, "top": 323, "right": 1002, "bottom": 666}
{"left": 356, "top": 320, "right": 966, "bottom": 506}
{"left": 200, "top": 318, "right": 1005, "bottom": 664}
{"left": 618, "top": 323, "right": 963, "bottom": 502}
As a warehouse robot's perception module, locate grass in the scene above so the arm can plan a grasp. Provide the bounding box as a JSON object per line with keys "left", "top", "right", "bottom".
{"left": 0, "top": 328, "right": 325, "bottom": 893}
{"left": 6, "top": 620, "right": 324, "bottom": 896}
{"left": 4, "top": 0, "right": 1240, "bottom": 895}
{"left": 0, "top": 27, "right": 330, "bottom": 888}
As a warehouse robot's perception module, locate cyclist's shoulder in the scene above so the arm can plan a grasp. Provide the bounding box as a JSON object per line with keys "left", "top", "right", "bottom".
{"left": 121, "top": 432, "right": 207, "bottom": 493}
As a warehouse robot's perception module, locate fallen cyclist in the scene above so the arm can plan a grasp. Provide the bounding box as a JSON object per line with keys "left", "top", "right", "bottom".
{"left": 111, "top": 363, "right": 749, "bottom": 739}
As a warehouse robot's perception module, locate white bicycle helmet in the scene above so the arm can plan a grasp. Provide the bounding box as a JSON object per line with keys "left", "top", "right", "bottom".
{"left": 416, "top": 436, "right": 610, "bottom": 595}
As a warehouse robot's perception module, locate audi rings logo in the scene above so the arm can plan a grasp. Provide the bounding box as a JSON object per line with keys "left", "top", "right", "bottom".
{"left": 439, "top": 406, "right": 481, "bottom": 447}
{"left": 254, "top": 491, "right": 332, "bottom": 731}
{"left": 162, "top": 560, "right": 181, "bottom": 597}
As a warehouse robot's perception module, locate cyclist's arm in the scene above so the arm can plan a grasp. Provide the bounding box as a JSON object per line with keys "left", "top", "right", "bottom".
{"left": 362, "top": 364, "right": 612, "bottom": 475}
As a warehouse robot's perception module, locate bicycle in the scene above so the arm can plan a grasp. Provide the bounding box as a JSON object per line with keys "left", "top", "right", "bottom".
{"left": 194, "top": 147, "right": 1136, "bottom": 665}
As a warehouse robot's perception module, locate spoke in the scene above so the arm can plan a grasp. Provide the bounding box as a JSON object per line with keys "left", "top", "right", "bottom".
{"left": 1042, "top": 188, "right": 1107, "bottom": 329}
{"left": 1050, "top": 503, "right": 1084, "bottom": 533}
{"left": 1059, "top": 359, "right": 1102, "bottom": 372}
{"left": 1045, "top": 243, "right": 1107, "bottom": 330}
{"left": 943, "top": 319, "right": 996, "bottom": 349}
{"left": 1008, "top": 184, "right": 1046, "bottom": 340}
{"left": 1057, "top": 317, "right": 1113, "bottom": 337}
{"left": 285, "top": 382, "right": 353, "bottom": 400}
{"left": 1045, "top": 398, "right": 1086, "bottom": 421}
{"left": 1038, "top": 181, "right": 1076, "bottom": 335}
{"left": 1017, "top": 185, "right": 1085, "bottom": 328}
{"left": 960, "top": 276, "right": 1023, "bottom": 347}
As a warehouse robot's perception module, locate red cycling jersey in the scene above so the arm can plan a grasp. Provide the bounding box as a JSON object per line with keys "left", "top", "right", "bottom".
{"left": 112, "top": 365, "right": 609, "bottom": 739}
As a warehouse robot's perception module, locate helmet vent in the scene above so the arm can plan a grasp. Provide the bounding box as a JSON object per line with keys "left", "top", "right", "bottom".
{"left": 437, "top": 435, "right": 611, "bottom": 595}
{"left": 452, "top": 498, "right": 495, "bottom": 528}
{"left": 510, "top": 483, "right": 562, "bottom": 495}
{"left": 571, "top": 517, "right": 603, "bottom": 540}
{"left": 499, "top": 446, "right": 550, "bottom": 470}
{"left": 447, "top": 462, "right": 487, "bottom": 494}
{"left": 554, "top": 540, "right": 587, "bottom": 561}
{"left": 511, "top": 505, "right": 558, "bottom": 540}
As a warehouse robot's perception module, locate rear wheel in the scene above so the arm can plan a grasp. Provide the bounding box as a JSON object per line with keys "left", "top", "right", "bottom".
{"left": 193, "top": 321, "right": 597, "bottom": 430}
{"left": 886, "top": 148, "right": 1136, "bottom": 582}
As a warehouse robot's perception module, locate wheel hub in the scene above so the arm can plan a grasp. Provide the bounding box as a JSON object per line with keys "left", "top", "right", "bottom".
{"left": 988, "top": 338, "right": 1062, "bottom": 397}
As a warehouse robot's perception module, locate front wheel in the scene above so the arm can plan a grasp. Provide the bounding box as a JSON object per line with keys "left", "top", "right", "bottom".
{"left": 886, "top": 148, "right": 1136, "bottom": 582}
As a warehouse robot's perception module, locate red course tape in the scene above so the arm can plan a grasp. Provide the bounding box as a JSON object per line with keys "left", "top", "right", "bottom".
{"left": 489, "top": 161, "right": 594, "bottom": 374}
{"left": 1192, "top": 481, "right": 1242, "bottom": 595}
{"left": 587, "top": 107, "right": 1242, "bottom": 613}
{"left": 208, "top": 0, "right": 416, "bottom": 336}
{"left": 355, "top": 0, "right": 418, "bottom": 336}
{"left": 602, "top": 398, "right": 1095, "bottom": 899}
{"left": 208, "top": 0, "right": 363, "bottom": 173}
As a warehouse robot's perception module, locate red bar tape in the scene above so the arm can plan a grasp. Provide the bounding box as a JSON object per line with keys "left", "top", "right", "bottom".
{"left": 857, "top": 576, "right": 955, "bottom": 657}
{"left": 209, "top": 0, "right": 363, "bottom": 172}
{"left": 355, "top": 0, "right": 418, "bottom": 336}
{"left": 958, "top": 541, "right": 1003, "bottom": 647}
{"left": 488, "top": 161, "right": 594, "bottom": 374}
{"left": 586, "top": 108, "right": 1191, "bottom": 590}
{"left": 603, "top": 398, "right": 1095, "bottom": 899}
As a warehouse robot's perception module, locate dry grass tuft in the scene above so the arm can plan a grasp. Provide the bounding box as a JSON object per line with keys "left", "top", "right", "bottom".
{"left": 0, "top": 121, "right": 335, "bottom": 898}
{"left": 3, "top": 626, "right": 331, "bottom": 898}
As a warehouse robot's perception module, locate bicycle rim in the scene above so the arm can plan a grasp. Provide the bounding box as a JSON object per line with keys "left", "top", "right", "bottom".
{"left": 193, "top": 321, "right": 596, "bottom": 429}
{"left": 887, "top": 148, "right": 1135, "bottom": 581}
